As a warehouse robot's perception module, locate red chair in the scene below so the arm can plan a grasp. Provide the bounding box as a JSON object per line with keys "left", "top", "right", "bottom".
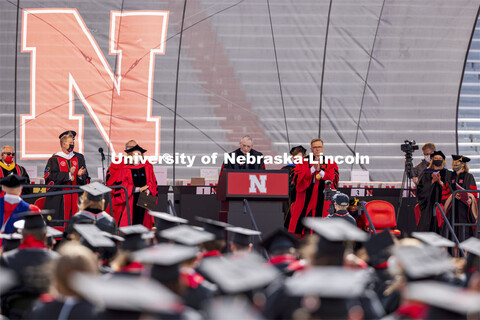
{"left": 364, "top": 200, "right": 401, "bottom": 236}
{"left": 34, "top": 197, "right": 46, "bottom": 210}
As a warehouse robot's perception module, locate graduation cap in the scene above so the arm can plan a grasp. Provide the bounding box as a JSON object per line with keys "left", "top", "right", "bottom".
{"left": 0, "top": 174, "right": 27, "bottom": 188}
{"left": 101, "top": 231, "right": 125, "bottom": 242}
{"left": 58, "top": 130, "right": 77, "bottom": 139}
{"left": 411, "top": 232, "right": 455, "bottom": 248}
{"left": 393, "top": 245, "right": 454, "bottom": 280}
{"left": 71, "top": 273, "right": 180, "bottom": 313}
{"left": 134, "top": 243, "right": 198, "bottom": 282}
{"left": 46, "top": 226, "right": 63, "bottom": 239}
{"left": 303, "top": 218, "right": 368, "bottom": 242}
{"left": 16, "top": 210, "right": 52, "bottom": 229}
{"left": 124, "top": 144, "right": 147, "bottom": 154}
{"left": 289, "top": 145, "right": 307, "bottom": 156}
{"left": 80, "top": 182, "right": 111, "bottom": 201}
{"left": 364, "top": 230, "right": 394, "bottom": 266}
{"left": 198, "top": 252, "right": 280, "bottom": 294}
{"left": 0, "top": 233, "right": 22, "bottom": 252}
{"left": 0, "top": 267, "right": 18, "bottom": 295}
{"left": 148, "top": 211, "right": 188, "bottom": 231}
{"left": 451, "top": 155, "right": 471, "bottom": 163}
{"left": 459, "top": 237, "right": 480, "bottom": 256}
{"left": 285, "top": 267, "right": 370, "bottom": 298}
{"left": 431, "top": 150, "right": 446, "bottom": 159}
{"left": 74, "top": 224, "right": 115, "bottom": 248}
{"left": 196, "top": 217, "right": 231, "bottom": 240}
{"left": 332, "top": 193, "right": 349, "bottom": 206}
{"left": 207, "top": 297, "right": 264, "bottom": 320}
{"left": 406, "top": 281, "right": 480, "bottom": 317}
{"left": 227, "top": 227, "right": 261, "bottom": 246}
{"left": 260, "top": 229, "right": 299, "bottom": 254}
{"left": 119, "top": 225, "right": 150, "bottom": 251}
{"left": 159, "top": 225, "right": 215, "bottom": 246}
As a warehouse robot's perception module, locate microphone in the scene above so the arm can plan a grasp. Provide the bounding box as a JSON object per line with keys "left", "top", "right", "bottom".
{"left": 98, "top": 147, "right": 105, "bottom": 161}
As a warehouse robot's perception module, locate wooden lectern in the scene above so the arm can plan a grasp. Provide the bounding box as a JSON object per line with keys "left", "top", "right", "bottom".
{"left": 216, "top": 169, "right": 289, "bottom": 241}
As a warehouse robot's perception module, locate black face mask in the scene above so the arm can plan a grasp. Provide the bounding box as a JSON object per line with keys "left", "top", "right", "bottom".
{"left": 432, "top": 159, "right": 443, "bottom": 167}
{"left": 67, "top": 144, "right": 74, "bottom": 152}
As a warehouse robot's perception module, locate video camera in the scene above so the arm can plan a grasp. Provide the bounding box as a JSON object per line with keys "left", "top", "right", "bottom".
{"left": 400, "top": 140, "right": 419, "bottom": 154}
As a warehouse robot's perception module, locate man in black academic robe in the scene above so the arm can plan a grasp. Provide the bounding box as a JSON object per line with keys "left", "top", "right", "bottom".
{"left": 0, "top": 145, "right": 31, "bottom": 196}
{"left": 221, "top": 135, "right": 266, "bottom": 171}
{"left": 43, "top": 131, "right": 89, "bottom": 226}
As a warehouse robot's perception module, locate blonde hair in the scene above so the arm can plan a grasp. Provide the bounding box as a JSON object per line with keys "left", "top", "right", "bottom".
{"left": 78, "top": 191, "right": 105, "bottom": 211}
{"left": 427, "top": 158, "right": 446, "bottom": 169}
{"left": 1, "top": 145, "right": 13, "bottom": 153}
{"left": 310, "top": 138, "right": 324, "bottom": 146}
{"left": 53, "top": 242, "right": 98, "bottom": 297}
{"left": 125, "top": 140, "right": 137, "bottom": 149}
{"left": 59, "top": 133, "right": 74, "bottom": 146}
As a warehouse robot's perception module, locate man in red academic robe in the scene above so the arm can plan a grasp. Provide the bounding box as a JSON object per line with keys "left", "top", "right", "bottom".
{"left": 114, "top": 144, "right": 158, "bottom": 228}
{"left": 106, "top": 140, "right": 138, "bottom": 226}
{"left": 288, "top": 138, "right": 339, "bottom": 236}
{"left": 43, "top": 131, "right": 89, "bottom": 227}
{"left": 0, "top": 145, "right": 31, "bottom": 196}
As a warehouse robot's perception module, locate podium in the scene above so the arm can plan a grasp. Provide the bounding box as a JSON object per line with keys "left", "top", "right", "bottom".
{"left": 217, "top": 169, "right": 289, "bottom": 242}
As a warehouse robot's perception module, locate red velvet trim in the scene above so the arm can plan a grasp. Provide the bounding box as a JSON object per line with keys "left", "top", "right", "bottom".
{"left": 202, "top": 250, "right": 221, "bottom": 258}
{"left": 269, "top": 254, "right": 297, "bottom": 265}
{"left": 18, "top": 234, "right": 47, "bottom": 249}
{"left": 396, "top": 302, "right": 429, "bottom": 319}
{"left": 120, "top": 261, "right": 143, "bottom": 273}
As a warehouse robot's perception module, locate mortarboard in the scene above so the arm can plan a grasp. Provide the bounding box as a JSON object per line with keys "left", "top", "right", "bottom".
{"left": 16, "top": 210, "right": 53, "bottom": 229}
{"left": 0, "top": 233, "right": 22, "bottom": 252}
{"left": 134, "top": 244, "right": 198, "bottom": 282}
{"left": 289, "top": 145, "right": 307, "bottom": 156}
{"left": 260, "top": 229, "right": 299, "bottom": 254}
{"left": 74, "top": 224, "right": 115, "bottom": 248}
{"left": 393, "top": 245, "right": 454, "bottom": 280}
{"left": 364, "top": 230, "right": 394, "bottom": 266}
{"left": 124, "top": 144, "right": 147, "bottom": 154}
{"left": 148, "top": 211, "right": 188, "bottom": 231}
{"left": 71, "top": 273, "right": 180, "bottom": 313}
{"left": 285, "top": 267, "right": 370, "bottom": 298}
{"left": 332, "top": 193, "right": 349, "bottom": 206}
{"left": 207, "top": 297, "right": 264, "bottom": 320}
{"left": 406, "top": 281, "right": 480, "bottom": 316}
{"left": 101, "top": 231, "right": 125, "bottom": 242}
{"left": 227, "top": 227, "right": 261, "bottom": 246}
{"left": 198, "top": 252, "right": 279, "bottom": 294}
{"left": 431, "top": 150, "right": 445, "bottom": 159}
{"left": 411, "top": 232, "right": 455, "bottom": 248}
{"left": 303, "top": 218, "right": 368, "bottom": 242}
{"left": 159, "top": 225, "right": 215, "bottom": 246}
{"left": 196, "top": 217, "right": 231, "bottom": 240}
{"left": 451, "top": 155, "right": 471, "bottom": 163}
{"left": 459, "top": 237, "right": 480, "bottom": 256}
{"left": 119, "top": 225, "right": 150, "bottom": 251}
{"left": 80, "top": 182, "right": 111, "bottom": 201}
{"left": 46, "top": 226, "right": 63, "bottom": 239}
{"left": 0, "top": 174, "right": 27, "bottom": 188}
{"left": 58, "top": 130, "right": 77, "bottom": 139}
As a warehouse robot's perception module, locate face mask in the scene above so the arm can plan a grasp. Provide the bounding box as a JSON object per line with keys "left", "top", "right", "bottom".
{"left": 67, "top": 144, "right": 74, "bottom": 153}
{"left": 4, "top": 155, "right": 14, "bottom": 164}
{"left": 424, "top": 155, "right": 430, "bottom": 162}
{"left": 453, "top": 164, "right": 462, "bottom": 172}
{"left": 433, "top": 159, "right": 443, "bottom": 167}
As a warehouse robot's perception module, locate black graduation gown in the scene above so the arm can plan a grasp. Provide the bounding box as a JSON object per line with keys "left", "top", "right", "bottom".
{"left": 281, "top": 164, "right": 297, "bottom": 229}
{"left": 130, "top": 166, "right": 147, "bottom": 225}
{"left": 0, "top": 162, "right": 32, "bottom": 195}
{"left": 28, "top": 299, "right": 97, "bottom": 320}
{"left": 43, "top": 152, "right": 89, "bottom": 225}
{"left": 222, "top": 148, "right": 266, "bottom": 170}
{"left": 0, "top": 247, "right": 58, "bottom": 319}
{"left": 416, "top": 169, "right": 451, "bottom": 233}
{"left": 64, "top": 208, "right": 117, "bottom": 235}
{"left": 447, "top": 171, "right": 477, "bottom": 241}
{"left": 325, "top": 210, "right": 357, "bottom": 226}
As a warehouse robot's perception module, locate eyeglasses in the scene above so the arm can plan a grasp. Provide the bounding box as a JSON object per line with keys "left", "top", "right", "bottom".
{"left": 2, "top": 152, "right": 15, "bottom": 156}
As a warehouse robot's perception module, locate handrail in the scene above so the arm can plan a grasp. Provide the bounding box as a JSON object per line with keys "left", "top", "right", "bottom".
{"left": 243, "top": 199, "right": 269, "bottom": 260}
{"left": 434, "top": 202, "right": 465, "bottom": 258}
{"left": 359, "top": 202, "right": 377, "bottom": 235}
{"left": 167, "top": 199, "right": 178, "bottom": 217}
{"left": 21, "top": 184, "right": 132, "bottom": 226}
{"left": 450, "top": 189, "right": 479, "bottom": 241}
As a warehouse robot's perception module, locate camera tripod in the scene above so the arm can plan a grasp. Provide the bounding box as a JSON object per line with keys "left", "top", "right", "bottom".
{"left": 396, "top": 151, "right": 414, "bottom": 221}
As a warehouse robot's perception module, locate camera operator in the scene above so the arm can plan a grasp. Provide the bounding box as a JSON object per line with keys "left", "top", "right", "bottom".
{"left": 408, "top": 143, "right": 436, "bottom": 184}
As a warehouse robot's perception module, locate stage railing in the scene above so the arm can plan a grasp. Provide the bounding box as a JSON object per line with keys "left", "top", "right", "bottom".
{"left": 359, "top": 202, "right": 377, "bottom": 235}
{"left": 434, "top": 202, "right": 466, "bottom": 258}
{"left": 449, "top": 189, "right": 479, "bottom": 242}
{"left": 21, "top": 184, "right": 132, "bottom": 226}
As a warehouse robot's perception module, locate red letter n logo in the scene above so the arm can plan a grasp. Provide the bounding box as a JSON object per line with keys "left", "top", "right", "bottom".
{"left": 21, "top": 9, "right": 169, "bottom": 158}
{"left": 249, "top": 175, "right": 267, "bottom": 193}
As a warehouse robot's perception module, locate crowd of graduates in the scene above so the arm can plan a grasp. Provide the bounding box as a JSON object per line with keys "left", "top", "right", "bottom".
{"left": 0, "top": 172, "right": 479, "bottom": 319}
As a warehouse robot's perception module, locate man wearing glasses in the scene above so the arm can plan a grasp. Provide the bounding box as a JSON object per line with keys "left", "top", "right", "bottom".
{"left": 0, "top": 145, "right": 31, "bottom": 196}
{"left": 409, "top": 142, "right": 436, "bottom": 185}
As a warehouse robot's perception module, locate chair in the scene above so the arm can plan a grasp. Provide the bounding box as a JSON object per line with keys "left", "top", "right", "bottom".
{"left": 34, "top": 197, "right": 46, "bottom": 210}
{"left": 364, "top": 200, "right": 401, "bottom": 236}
